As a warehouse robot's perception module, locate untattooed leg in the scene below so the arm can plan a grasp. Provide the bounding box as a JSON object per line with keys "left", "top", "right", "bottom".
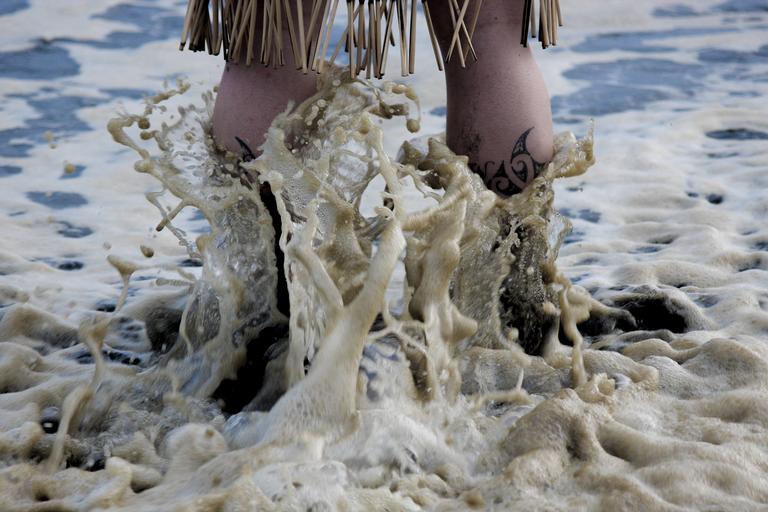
{"left": 211, "top": 2, "right": 323, "bottom": 154}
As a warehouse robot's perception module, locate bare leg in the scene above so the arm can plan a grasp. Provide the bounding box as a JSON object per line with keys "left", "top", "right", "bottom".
{"left": 213, "top": 64, "right": 317, "bottom": 154}
{"left": 211, "top": 0, "right": 554, "bottom": 197}
{"left": 212, "top": 2, "right": 321, "bottom": 154}
{"left": 431, "top": 0, "right": 554, "bottom": 196}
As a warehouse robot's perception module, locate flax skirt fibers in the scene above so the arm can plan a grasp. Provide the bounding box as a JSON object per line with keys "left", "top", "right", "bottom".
{"left": 180, "top": 0, "right": 563, "bottom": 78}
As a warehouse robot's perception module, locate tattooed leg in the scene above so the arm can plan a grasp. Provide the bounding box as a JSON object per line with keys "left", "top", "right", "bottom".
{"left": 470, "top": 127, "right": 547, "bottom": 196}
{"left": 431, "top": 0, "right": 554, "bottom": 197}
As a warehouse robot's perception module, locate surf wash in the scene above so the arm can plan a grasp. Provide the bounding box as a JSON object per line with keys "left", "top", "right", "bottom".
{"left": 0, "top": 68, "right": 630, "bottom": 510}
{"left": 106, "top": 67, "right": 604, "bottom": 436}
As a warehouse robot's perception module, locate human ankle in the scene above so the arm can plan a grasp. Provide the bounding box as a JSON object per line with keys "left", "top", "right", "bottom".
{"left": 444, "top": 50, "right": 555, "bottom": 195}
{"left": 212, "top": 63, "right": 317, "bottom": 155}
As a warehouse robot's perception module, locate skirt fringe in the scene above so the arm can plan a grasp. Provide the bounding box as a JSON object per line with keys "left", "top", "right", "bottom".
{"left": 180, "top": 0, "right": 563, "bottom": 78}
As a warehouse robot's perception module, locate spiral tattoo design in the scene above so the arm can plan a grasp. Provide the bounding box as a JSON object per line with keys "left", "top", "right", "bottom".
{"left": 469, "top": 127, "right": 546, "bottom": 197}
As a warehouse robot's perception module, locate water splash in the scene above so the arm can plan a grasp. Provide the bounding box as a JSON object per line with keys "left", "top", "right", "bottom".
{"left": 1, "top": 69, "right": 714, "bottom": 511}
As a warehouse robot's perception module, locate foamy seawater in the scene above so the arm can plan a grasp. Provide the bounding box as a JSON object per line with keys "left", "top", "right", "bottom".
{"left": 1, "top": 0, "right": 768, "bottom": 510}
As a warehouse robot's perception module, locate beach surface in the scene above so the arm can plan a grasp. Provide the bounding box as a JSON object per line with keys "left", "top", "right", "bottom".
{"left": 1, "top": 0, "right": 768, "bottom": 510}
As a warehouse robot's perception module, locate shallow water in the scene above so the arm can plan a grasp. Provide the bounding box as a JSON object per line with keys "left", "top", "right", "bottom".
{"left": 1, "top": 0, "right": 768, "bottom": 510}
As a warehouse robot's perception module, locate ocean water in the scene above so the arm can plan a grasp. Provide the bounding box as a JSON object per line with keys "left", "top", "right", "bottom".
{"left": 1, "top": 0, "right": 768, "bottom": 510}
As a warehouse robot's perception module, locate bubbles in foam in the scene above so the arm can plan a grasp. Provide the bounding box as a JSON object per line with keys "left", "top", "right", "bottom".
{"left": 2, "top": 68, "right": 767, "bottom": 511}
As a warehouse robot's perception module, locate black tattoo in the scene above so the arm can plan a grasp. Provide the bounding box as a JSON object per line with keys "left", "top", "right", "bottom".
{"left": 235, "top": 136, "right": 257, "bottom": 162}
{"left": 469, "top": 127, "right": 545, "bottom": 197}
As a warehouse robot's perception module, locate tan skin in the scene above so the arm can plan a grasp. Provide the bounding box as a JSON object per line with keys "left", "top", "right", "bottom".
{"left": 212, "top": 0, "right": 553, "bottom": 196}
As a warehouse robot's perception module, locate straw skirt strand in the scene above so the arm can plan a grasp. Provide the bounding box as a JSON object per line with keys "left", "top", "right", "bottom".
{"left": 180, "top": 0, "right": 563, "bottom": 78}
